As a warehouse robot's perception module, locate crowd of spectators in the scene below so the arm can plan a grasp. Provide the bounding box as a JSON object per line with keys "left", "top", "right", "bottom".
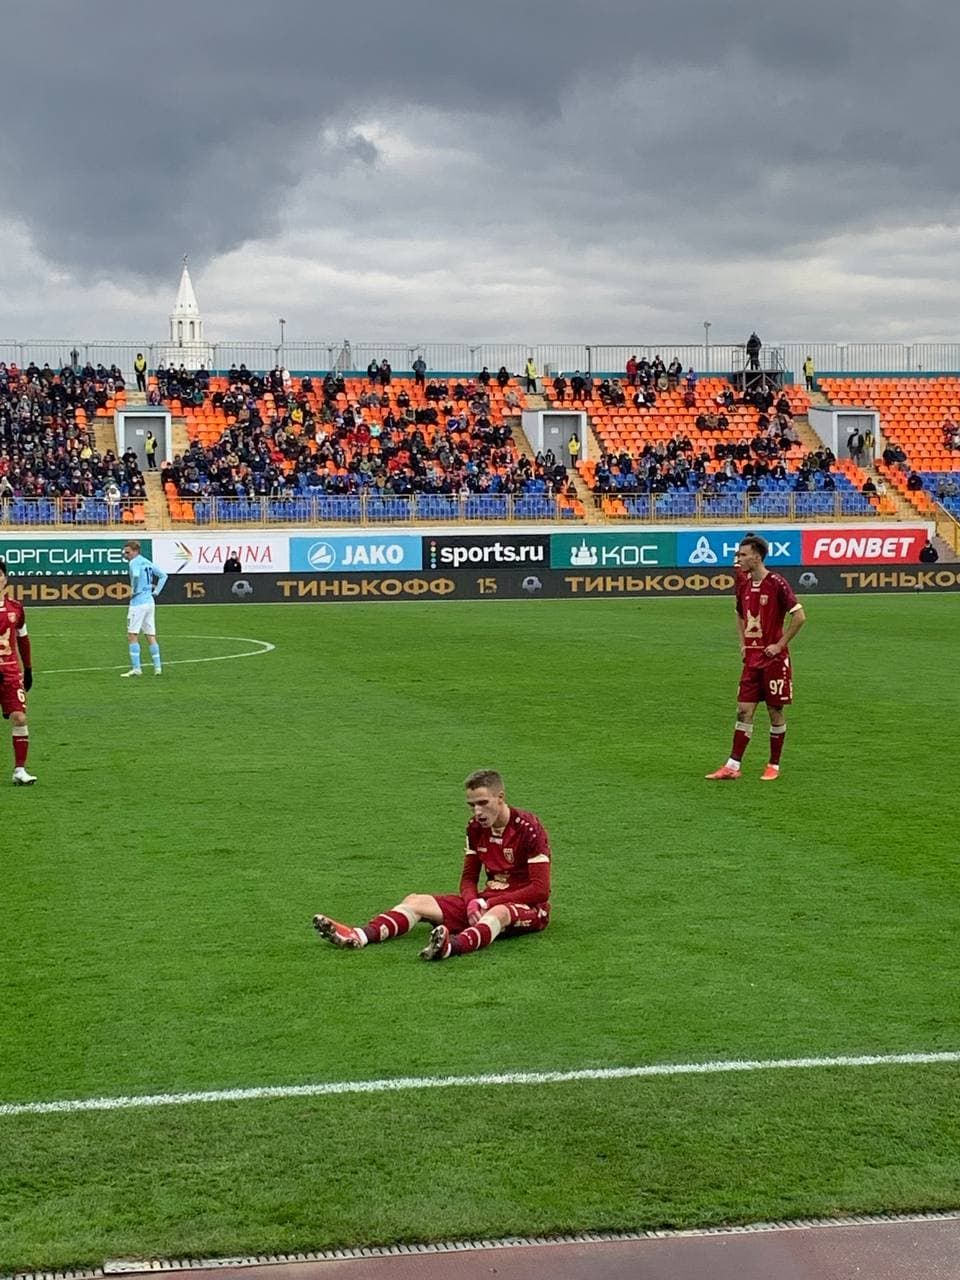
{"left": 591, "top": 434, "right": 825, "bottom": 499}
{"left": 0, "top": 360, "right": 145, "bottom": 507}
{"left": 562, "top": 372, "right": 808, "bottom": 501}
{"left": 152, "top": 361, "right": 210, "bottom": 405}
{"left": 160, "top": 362, "right": 573, "bottom": 504}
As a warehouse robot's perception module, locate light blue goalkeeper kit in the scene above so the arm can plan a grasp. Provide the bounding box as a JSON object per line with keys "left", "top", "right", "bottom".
{"left": 129, "top": 554, "right": 168, "bottom": 603}
{"left": 127, "top": 554, "right": 168, "bottom": 673}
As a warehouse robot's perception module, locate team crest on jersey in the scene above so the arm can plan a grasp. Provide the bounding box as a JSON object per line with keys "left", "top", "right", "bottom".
{"left": 504, "top": 847, "right": 515, "bottom": 863}
{"left": 760, "top": 595, "right": 768, "bottom": 605}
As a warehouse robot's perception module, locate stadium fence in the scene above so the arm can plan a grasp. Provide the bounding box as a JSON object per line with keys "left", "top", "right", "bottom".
{"left": 5, "top": 339, "right": 960, "bottom": 379}
{"left": 0, "top": 491, "right": 894, "bottom": 530}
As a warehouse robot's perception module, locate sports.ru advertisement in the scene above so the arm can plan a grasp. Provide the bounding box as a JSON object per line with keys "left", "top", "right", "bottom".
{"left": 676, "top": 529, "right": 800, "bottom": 567}
{"left": 289, "top": 535, "right": 423, "bottom": 573}
{"left": 425, "top": 535, "right": 549, "bottom": 570}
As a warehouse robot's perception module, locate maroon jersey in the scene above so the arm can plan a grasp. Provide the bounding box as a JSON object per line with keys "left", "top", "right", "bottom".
{"left": 460, "top": 807, "right": 551, "bottom": 908}
{"left": 0, "top": 595, "right": 27, "bottom": 674}
{"left": 735, "top": 571, "right": 800, "bottom": 668}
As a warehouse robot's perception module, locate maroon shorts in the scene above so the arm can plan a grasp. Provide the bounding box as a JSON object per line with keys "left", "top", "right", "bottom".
{"left": 738, "top": 653, "right": 793, "bottom": 708}
{"left": 433, "top": 894, "right": 551, "bottom": 937}
{"left": 0, "top": 671, "right": 26, "bottom": 718}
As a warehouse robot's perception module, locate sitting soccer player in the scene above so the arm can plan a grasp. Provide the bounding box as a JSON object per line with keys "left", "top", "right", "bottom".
{"left": 313, "top": 769, "right": 552, "bottom": 961}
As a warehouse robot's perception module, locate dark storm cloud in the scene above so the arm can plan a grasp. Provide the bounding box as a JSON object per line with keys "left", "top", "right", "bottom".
{"left": 0, "top": 0, "right": 958, "bottom": 281}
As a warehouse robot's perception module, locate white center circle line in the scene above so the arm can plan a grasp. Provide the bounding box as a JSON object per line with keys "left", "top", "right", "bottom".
{"left": 40, "top": 635, "right": 276, "bottom": 674}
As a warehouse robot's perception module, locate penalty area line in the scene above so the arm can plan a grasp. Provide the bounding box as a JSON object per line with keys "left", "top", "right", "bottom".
{"left": 2, "top": 1049, "right": 959, "bottom": 1119}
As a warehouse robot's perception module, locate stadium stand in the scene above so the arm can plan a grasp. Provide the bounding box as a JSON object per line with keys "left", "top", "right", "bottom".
{"left": 0, "top": 361, "right": 146, "bottom": 525}
{"left": 819, "top": 377, "right": 960, "bottom": 520}
{"left": 157, "top": 366, "right": 586, "bottom": 523}
{"left": 544, "top": 374, "right": 887, "bottom": 519}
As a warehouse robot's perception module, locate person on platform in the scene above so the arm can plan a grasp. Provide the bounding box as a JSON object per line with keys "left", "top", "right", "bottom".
{"left": 746, "top": 332, "right": 762, "bottom": 371}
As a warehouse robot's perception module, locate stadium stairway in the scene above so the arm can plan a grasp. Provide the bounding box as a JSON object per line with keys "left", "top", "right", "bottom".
{"left": 126, "top": 390, "right": 191, "bottom": 456}
{"left": 788, "top": 407, "right": 829, "bottom": 457}
{"left": 516, "top": 390, "right": 598, "bottom": 521}
{"left": 142, "top": 471, "right": 166, "bottom": 526}
{"left": 91, "top": 407, "right": 119, "bottom": 458}
{"left": 125, "top": 389, "right": 190, "bottom": 528}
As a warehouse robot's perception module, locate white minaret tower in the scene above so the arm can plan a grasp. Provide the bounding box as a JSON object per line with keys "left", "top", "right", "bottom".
{"left": 158, "top": 255, "right": 213, "bottom": 369}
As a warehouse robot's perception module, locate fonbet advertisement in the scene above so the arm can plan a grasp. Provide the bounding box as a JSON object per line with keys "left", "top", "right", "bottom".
{"left": 801, "top": 528, "right": 927, "bottom": 564}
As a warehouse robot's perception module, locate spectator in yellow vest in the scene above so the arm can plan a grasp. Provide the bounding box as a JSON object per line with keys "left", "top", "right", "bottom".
{"left": 568, "top": 432, "right": 581, "bottom": 472}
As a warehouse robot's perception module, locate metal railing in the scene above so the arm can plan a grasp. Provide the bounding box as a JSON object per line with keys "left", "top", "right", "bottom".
{"left": 0, "top": 497, "right": 147, "bottom": 528}
{"left": 6, "top": 338, "right": 960, "bottom": 380}
{"left": 164, "top": 493, "right": 578, "bottom": 526}
{"left": 934, "top": 503, "right": 960, "bottom": 553}
{"left": 0, "top": 490, "right": 904, "bottom": 529}
{"left": 598, "top": 491, "right": 895, "bottom": 522}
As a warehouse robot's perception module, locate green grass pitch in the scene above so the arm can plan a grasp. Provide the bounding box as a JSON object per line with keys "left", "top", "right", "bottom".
{"left": 2, "top": 593, "right": 959, "bottom": 1270}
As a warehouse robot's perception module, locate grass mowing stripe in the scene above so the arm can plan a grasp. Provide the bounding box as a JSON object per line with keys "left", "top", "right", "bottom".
{"left": 4, "top": 1049, "right": 959, "bottom": 1118}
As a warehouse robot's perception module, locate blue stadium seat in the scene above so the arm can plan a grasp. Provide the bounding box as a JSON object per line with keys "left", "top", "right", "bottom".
{"left": 465, "top": 496, "right": 508, "bottom": 519}
{"left": 415, "top": 496, "right": 460, "bottom": 520}
{"left": 702, "top": 497, "right": 742, "bottom": 518}
{"left": 796, "top": 493, "right": 836, "bottom": 517}
{"left": 750, "top": 495, "right": 790, "bottom": 517}
{"left": 515, "top": 496, "right": 554, "bottom": 519}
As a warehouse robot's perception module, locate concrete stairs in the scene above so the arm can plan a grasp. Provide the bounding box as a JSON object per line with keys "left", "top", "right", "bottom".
{"left": 516, "top": 392, "right": 600, "bottom": 520}
{"left": 124, "top": 389, "right": 184, "bottom": 527}
{"left": 142, "top": 472, "right": 167, "bottom": 529}
{"left": 92, "top": 414, "right": 118, "bottom": 456}
{"left": 791, "top": 413, "right": 828, "bottom": 456}
{"left": 126, "top": 389, "right": 190, "bottom": 456}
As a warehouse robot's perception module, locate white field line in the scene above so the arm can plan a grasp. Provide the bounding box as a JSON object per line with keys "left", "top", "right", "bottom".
{"left": 40, "top": 635, "right": 275, "bottom": 674}
{"left": 2, "top": 1050, "right": 958, "bottom": 1119}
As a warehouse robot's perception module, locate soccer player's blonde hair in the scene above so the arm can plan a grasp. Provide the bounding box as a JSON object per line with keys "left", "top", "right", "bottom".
{"left": 465, "top": 769, "right": 504, "bottom": 794}
{"left": 124, "top": 540, "right": 142, "bottom": 554}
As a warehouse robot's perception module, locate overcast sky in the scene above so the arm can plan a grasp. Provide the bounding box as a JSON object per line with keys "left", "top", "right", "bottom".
{"left": 0, "top": 0, "right": 958, "bottom": 348}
